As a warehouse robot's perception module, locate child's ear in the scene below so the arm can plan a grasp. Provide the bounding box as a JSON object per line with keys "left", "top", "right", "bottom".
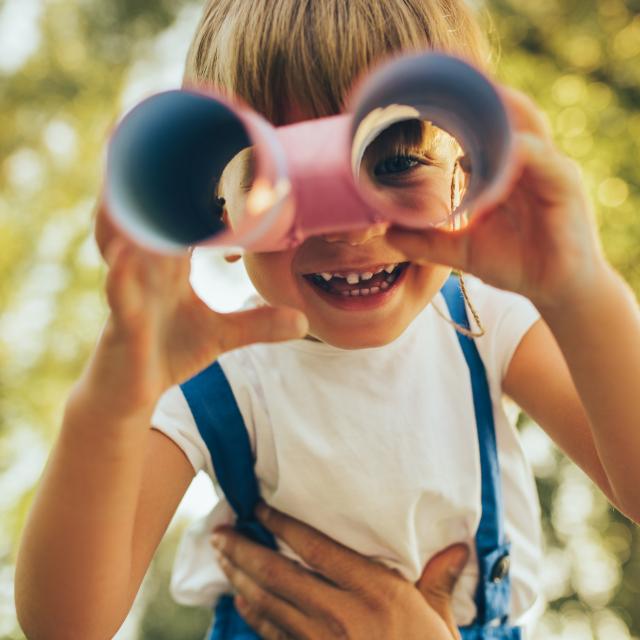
{"left": 215, "top": 197, "right": 241, "bottom": 262}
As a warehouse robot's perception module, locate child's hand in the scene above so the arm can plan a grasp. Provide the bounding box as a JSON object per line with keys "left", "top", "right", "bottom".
{"left": 387, "top": 87, "right": 607, "bottom": 310}
{"left": 81, "top": 202, "right": 308, "bottom": 418}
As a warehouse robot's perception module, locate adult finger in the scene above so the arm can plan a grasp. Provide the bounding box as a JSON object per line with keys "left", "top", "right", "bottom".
{"left": 416, "top": 544, "right": 470, "bottom": 640}
{"left": 235, "top": 597, "right": 296, "bottom": 640}
{"left": 255, "top": 502, "right": 392, "bottom": 591}
{"left": 211, "top": 527, "right": 337, "bottom": 614}
{"left": 214, "top": 551, "right": 311, "bottom": 638}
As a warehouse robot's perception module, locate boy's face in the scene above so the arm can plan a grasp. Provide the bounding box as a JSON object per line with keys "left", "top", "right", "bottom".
{"left": 218, "top": 108, "right": 464, "bottom": 349}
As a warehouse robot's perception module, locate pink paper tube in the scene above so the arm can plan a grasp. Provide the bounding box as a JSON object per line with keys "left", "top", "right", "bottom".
{"left": 105, "top": 52, "right": 515, "bottom": 254}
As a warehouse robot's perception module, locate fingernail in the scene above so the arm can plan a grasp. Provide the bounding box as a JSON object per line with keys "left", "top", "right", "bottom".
{"left": 450, "top": 546, "right": 469, "bottom": 576}
{"left": 211, "top": 533, "right": 224, "bottom": 550}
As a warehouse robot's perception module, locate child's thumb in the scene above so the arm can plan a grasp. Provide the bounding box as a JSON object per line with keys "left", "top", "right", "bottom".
{"left": 217, "top": 306, "right": 309, "bottom": 352}
{"left": 387, "top": 226, "right": 471, "bottom": 273}
{"left": 416, "top": 543, "right": 469, "bottom": 638}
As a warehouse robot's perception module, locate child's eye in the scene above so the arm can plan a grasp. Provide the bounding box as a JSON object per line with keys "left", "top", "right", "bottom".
{"left": 374, "top": 155, "right": 422, "bottom": 176}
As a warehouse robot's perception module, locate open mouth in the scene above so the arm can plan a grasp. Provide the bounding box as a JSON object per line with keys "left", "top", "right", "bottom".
{"left": 303, "top": 262, "right": 410, "bottom": 298}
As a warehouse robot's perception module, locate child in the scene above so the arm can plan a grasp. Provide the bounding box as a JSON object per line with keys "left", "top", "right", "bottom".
{"left": 15, "top": 1, "right": 640, "bottom": 639}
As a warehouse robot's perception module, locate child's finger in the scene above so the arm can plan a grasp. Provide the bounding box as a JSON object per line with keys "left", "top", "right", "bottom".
{"left": 94, "top": 199, "right": 126, "bottom": 262}
{"left": 516, "top": 132, "right": 580, "bottom": 198}
{"left": 386, "top": 225, "right": 471, "bottom": 273}
{"left": 215, "top": 306, "right": 309, "bottom": 353}
{"left": 103, "top": 235, "right": 125, "bottom": 268}
{"left": 104, "top": 240, "right": 145, "bottom": 326}
{"left": 499, "top": 86, "right": 554, "bottom": 142}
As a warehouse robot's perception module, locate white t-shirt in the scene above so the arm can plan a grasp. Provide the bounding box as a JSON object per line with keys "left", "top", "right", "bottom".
{"left": 151, "top": 276, "right": 544, "bottom": 628}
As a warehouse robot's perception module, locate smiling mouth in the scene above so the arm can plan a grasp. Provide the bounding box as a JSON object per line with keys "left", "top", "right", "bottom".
{"left": 303, "top": 262, "right": 410, "bottom": 297}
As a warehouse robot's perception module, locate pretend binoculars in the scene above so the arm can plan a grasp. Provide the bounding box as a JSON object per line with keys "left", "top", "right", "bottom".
{"left": 106, "top": 52, "right": 516, "bottom": 254}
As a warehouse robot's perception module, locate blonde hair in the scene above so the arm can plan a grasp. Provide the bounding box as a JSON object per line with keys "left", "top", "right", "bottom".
{"left": 184, "top": 0, "right": 493, "bottom": 124}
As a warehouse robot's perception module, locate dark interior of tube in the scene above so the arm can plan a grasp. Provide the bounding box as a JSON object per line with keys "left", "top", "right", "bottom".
{"left": 351, "top": 54, "right": 511, "bottom": 212}
{"left": 109, "top": 91, "right": 251, "bottom": 248}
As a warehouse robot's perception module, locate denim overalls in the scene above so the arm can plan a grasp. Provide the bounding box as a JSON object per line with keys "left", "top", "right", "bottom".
{"left": 181, "top": 276, "right": 522, "bottom": 639}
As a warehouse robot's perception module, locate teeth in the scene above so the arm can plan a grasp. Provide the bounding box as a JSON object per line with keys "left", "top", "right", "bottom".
{"left": 314, "top": 267, "right": 395, "bottom": 281}
{"left": 370, "top": 286, "right": 380, "bottom": 294}
{"left": 350, "top": 289, "right": 360, "bottom": 296}
{"left": 380, "top": 281, "right": 389, "bottom": 290}
{"left": 312, "top": 263, "right": 404, "bottom": 286}
{"left": 360, "top": 288, "right": 370, "bottom": 296}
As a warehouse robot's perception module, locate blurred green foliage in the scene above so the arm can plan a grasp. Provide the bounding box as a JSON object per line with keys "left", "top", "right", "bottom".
{"left": 0, "top": 0, "right": 638, "bottom": 638}
{"left": 491, "top": 2, "right": 640, "bottom": 633}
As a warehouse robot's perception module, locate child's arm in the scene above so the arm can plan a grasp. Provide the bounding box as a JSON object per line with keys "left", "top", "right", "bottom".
{"left": 15, "top": 401, "right": 194, "bottom": 637}
{"left": 502, "top": 268, "right": 640, "bottom": 521}
{"left": 14, "top": 204, "right": 308, "bottom": 638}
{"left": 388, "top": 88, "right": 640, "bottom": 523}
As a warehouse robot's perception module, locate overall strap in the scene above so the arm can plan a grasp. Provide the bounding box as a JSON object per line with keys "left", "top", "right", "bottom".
{"left": 440, "top": 277, "right": 519, "bottom": 636}
{"left": 180, "top": 361, "right": 276, "bottom": 549}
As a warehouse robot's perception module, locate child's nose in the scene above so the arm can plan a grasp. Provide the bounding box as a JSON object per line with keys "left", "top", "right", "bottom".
{"left": 321, "top": 222, "right": 390, "bottom": 246}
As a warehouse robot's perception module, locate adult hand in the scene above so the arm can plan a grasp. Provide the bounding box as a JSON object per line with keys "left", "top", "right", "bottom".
{"left": 212, "top": 503, "right": 469, "bottom": 639}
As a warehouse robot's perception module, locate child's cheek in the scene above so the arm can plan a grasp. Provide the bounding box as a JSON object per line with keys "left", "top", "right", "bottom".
{"left": 243, "top": 250, "right": 303, "bottom": 309}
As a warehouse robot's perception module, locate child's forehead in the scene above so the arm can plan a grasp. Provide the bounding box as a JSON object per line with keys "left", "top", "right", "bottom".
{"left": 281, "top": 102, "right": 314, "bottom": 125}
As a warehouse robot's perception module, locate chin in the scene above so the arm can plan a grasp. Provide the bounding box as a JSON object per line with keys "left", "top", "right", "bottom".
{"left": 311, "top": 319, "right": 412, "bottom": 350}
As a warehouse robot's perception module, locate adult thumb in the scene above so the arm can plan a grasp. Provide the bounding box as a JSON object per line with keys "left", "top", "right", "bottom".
{"left": 217, "top": 305, "right": 309, "bottom": 352}
{"left": 416, "top": 543, "right": 469, "bottom": 639}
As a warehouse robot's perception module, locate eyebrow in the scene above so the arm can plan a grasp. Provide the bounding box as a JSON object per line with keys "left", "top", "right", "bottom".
{"left": 362, "top": 120, "right": 441, "bottom": 163}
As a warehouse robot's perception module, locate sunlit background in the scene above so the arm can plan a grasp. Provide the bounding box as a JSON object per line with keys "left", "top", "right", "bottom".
{"left": 1, "top": 0, "right": 639, "bottom": 638}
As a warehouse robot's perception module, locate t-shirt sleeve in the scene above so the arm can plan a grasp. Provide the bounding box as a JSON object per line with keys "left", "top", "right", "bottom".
{"left": 150, "top": 385, "right": 215, "bottom": 479}
{"left": 464, "top": 276, "right": 541, "bottom": 384}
